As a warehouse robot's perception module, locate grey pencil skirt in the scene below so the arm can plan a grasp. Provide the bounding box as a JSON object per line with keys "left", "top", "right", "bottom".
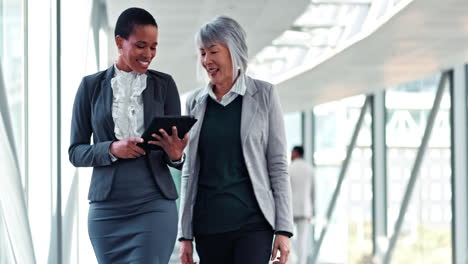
{"left": 87, "top": 157, "right": 177, "bottom": 264}
{"left": 88, "top": 198, "right": 177, "bottom": 264}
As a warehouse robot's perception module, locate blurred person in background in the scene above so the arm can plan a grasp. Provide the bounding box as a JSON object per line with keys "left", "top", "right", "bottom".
{"left": 289, "top": 146, "right": 315, "bottom": 264}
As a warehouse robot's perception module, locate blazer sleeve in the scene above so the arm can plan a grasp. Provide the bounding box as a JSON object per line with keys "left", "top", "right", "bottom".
{"left": 177, "top": 95, "right": 194, "bottom": 240}
{"left": 68, "top": 77, "right": 113, "bottom": 167}
{"left": 266, "top": 85, "right": 294, "bottom": 235}
{"left": 162, "top": 76, "right": 185, "bottom": 170}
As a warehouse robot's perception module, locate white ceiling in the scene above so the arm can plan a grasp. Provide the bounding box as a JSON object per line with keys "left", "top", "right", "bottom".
{"left": 105, "top": 0, "right": 468, "bottom": 114}
{"left": 105, "top": 0, "right": 309, "bottom": 93}
{"left": 273, "top": 0, "right": 468, "bottom": 112}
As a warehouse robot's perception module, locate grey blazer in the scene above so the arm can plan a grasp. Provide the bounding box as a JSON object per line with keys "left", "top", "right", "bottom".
{"left": 68, "top": 66, "right": 183, "bottom": 201}
{"left": 178, "top": 76, "right": 294, "bottom": 239}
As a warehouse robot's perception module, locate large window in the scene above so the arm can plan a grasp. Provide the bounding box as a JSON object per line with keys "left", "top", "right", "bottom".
{"left": 26, "top": 0, "right": 54, "bottom": 261}
{"left": 313, "top": 96, "right": 373, "bottom": 263}
{"left": 61, "top": 1, "right": 103, "bottom": 262}
{"left": 1, "top": 0, "right": 24, "bottom": 180}
{"left": 303, "top": 73, "right": 453, "bottom": 264}
{"left": 386, "top": 74, "right": 452, "bottom": 263}
{"left": 0, "top": 0, "right": 28, "bottom": 262}
{"left": 1, "top": 0, "right": 106, "bottom": 262}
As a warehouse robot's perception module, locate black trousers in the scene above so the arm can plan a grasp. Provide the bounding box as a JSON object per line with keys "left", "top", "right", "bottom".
{"left": 195, "top": 229, "right": 274, "bottom": 264}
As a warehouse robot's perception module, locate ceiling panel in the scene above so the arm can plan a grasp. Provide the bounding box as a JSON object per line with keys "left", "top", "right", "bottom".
{"left": 273, "top": 0, "right": 468, "bottom": 112}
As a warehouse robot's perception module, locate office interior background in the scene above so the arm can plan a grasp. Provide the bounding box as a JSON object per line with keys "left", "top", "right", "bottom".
{"left": 1, "top": 0, "right": 468, "bottom": 263}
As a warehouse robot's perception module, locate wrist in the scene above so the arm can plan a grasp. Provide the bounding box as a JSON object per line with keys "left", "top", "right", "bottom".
{"left": 275, "top": 231, "right": 293, "bottom": 238}
{"left": 109, "top": 141, "right": 118, "bottom": 162}
{"left": 171, "top": 157, "right": 182, "bottom": 162}
{"left": 110, "top": 140, "right": 119, "bottom": 154}
{"left": 170, "top": 153, "right": 183, "bottom": 162}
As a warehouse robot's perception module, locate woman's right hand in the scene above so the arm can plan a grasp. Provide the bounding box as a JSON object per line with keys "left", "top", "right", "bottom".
{"left": 109, "top": 138, "right": 146, "bottom": 159}
{"left": 179, "top": 240, "right": 196, "bottom": 264}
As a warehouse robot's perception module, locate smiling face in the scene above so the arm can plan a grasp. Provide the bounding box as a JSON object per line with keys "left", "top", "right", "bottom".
{"left": 115, "top": 24, "right": 158, "bottom": 73}
{"left": 200, "top": 42, "right": 234, "bottom": 88}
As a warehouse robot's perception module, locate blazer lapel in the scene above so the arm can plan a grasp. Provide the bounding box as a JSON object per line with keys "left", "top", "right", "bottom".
{"left": 143, "top": 74, "right": 156, "bottom": 130}
{"left": 241, "top": 78, "right": 258, "bottom": 145}
{"left": 102, "top": 66, "right": 117, "bottom": 140}
{"left": 187, "top": 95, "right": 207, "bottom": 168}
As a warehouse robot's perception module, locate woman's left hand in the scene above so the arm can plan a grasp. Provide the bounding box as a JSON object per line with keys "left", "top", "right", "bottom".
{"left": 148, "top": 126, "right": 189, "bottom": 161}
{"left": 271, "top": 234, "right": 291, "bottom": 264}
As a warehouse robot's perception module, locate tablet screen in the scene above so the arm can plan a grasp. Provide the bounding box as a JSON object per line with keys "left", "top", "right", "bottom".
{"left": 137, "top": 115, "right": 197, "bottom": 151}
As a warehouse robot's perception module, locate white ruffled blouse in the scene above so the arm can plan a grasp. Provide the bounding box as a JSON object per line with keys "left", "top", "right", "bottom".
{"left": 111, "top": 65, "right": 147, "bottom": 140}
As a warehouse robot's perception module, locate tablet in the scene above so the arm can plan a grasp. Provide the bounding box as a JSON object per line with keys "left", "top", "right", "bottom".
{"left": 137, "top": 115, "right": 197, "bottom": 151}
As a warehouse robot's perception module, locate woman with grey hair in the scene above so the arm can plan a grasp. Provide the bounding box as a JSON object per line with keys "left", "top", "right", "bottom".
{"left": 178, "top": 16, "right": 294, "bottom": 264}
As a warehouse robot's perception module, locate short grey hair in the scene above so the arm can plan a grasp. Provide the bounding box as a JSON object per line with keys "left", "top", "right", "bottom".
{"left": 195, "top": 16, "right": 248, "bottom": 82}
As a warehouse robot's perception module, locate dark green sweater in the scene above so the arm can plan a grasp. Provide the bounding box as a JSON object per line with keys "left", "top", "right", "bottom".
{"left": 193, "top": 96, "right": 269, "bottom": 235}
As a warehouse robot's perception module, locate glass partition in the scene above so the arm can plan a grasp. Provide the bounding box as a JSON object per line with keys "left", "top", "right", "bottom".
{"left": 313, "top": 96, "right": 373, "bottom": 263}
{"left": 386, "top": 74, "right": 452, "bottom": 263}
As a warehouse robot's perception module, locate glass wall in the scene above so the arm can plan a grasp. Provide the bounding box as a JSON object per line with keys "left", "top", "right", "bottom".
{"left": 1, "top": 0, "right": 24, "bottom": 176}
{"left": 1, "top": 0, "right": 105, "bottom": 262}
{"left": 313, "top": 96, "right": 373, "bottom": 263}
{"left": 61, "top": 1, "right": 97, "bottom": 262}
{"left": 386, "top": 74, "right": 452, "bottom": 263}
{"left": 304, "top": 73, "right": 453, "bottom": 264}
{"left": 0, "top": 204, "right": 14, "bottom": 263}
{"left": 0, "top": 0, "right": 34, "bottom": 262}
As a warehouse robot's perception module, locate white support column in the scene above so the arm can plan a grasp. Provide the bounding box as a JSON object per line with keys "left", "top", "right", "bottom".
{"left": 370, "top": 92, "right": 388, "bottom": 263}
{"left": 451, "top": 65, "right": 468, "bottom": 264}
{"left": 302, "top": 109, "right": 315, "bottom": 261}
{"left": 23, "top": 0, "right": 30, "bottom": 204}
{"left": 303, "top": 110, "right": 314, "bottom": 165}
{"left": 53, "top": 0, "right": 63, "bottom": 262}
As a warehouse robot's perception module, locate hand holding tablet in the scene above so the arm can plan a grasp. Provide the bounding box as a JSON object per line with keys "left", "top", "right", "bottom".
{"left": 137, "top": 115, "right": 197, "bottom": 151}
